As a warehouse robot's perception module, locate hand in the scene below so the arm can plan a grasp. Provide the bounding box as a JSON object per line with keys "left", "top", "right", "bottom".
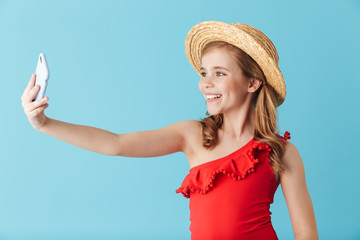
{"left": 21, "top": 73, "right": 50, "bottom": 130}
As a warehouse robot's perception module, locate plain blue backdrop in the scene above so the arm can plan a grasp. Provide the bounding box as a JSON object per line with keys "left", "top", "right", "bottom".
{"left": 1, "top": 0, "right": 359, "bottom": 239}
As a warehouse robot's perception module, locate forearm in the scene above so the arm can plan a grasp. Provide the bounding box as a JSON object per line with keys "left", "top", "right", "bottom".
{"left": 294, "top": 232, "right": 319, "bottom": 240}
{"left": 37, "top": 117, "right": 120, "bottom": 156}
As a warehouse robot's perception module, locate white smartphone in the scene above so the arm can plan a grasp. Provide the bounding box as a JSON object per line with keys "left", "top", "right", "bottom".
{"left": 33, "top": 53, "right": 50, "bottom": 102}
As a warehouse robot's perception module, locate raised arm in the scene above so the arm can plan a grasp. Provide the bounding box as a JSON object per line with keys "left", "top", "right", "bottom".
{"left": 37, "top": 118, "right": 194, "bottom": 157}
{"left": 280, "top": 142, "right": 319, "bottom": 240}
{"left": 22, "top": 73, "right": 196, "bottom": 157}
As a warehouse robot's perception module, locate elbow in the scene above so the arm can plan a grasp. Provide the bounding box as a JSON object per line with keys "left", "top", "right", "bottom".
{"left": 106, "top": 151, "right": 122, "bottom": 157}
{"left": 100, "top": 133, "right": 123, "bottom": 156}
{"left": 112, "top": 133, "right": 124, "bottom": 156}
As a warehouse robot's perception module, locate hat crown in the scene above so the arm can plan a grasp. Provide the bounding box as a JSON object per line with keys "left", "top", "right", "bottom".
{"left": 230, "top": 23, "right": 279, "bottom": 65}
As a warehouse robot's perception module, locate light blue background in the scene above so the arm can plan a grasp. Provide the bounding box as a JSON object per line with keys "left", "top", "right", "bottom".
{"left": 1, "top": 0, "right": 359, "bottom": 239}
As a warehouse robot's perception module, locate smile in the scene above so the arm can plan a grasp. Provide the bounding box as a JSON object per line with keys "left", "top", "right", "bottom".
{"left": 206, "top": 94, "right": 222, "bottom": 99}
{"left": 206, "top": 94, "right": 222, "bottom": 102}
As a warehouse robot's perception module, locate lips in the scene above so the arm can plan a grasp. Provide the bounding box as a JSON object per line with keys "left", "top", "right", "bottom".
{"left": 206, "top": 95, "right": 222, "bottom": 102}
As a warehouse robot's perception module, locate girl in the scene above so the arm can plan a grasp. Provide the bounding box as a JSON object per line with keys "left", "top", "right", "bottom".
{"left": 21, "top": 21, "right": 318, "bottom": 239}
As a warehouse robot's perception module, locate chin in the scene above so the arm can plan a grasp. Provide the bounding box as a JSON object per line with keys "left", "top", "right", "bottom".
{"left": 207, "top": 109, "right": 221, "bottom": 116}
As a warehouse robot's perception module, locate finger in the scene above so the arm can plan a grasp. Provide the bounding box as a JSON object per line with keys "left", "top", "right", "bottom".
{"left": 30, "top": 102, "right": 49, "bottom": 116}
{"left": 22, "top": 74, "right": 36, "bottom": 101}
{"left": 25, "top": 74, "right": 36, "bottom": 94}
{"left": 29, "top": 99, "right": 48, "bottom": 113}
{"left": 23, "top": 95, "right": 46, "bottom": 113}
{"left": 22, "top": 89, "right": 44, "bottom": 109}
{"left": 29, "top": 96, "right": 48, "bottom": 110}
{"left": 25, "top": 84, "right": 41, "bottom": 102}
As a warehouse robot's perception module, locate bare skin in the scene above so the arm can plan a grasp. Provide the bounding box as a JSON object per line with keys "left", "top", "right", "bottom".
{"left": 21, "top": 48, "right": 318, "bottom": 239}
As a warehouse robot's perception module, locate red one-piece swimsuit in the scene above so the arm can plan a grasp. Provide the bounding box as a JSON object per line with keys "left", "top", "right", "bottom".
{"left": 176, "top": 131, "right": 291, "bottom": 240}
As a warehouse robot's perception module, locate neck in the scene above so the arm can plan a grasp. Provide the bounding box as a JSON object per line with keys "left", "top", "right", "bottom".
{"left": 220, "top": 103, "right": 256, "bottom": 141}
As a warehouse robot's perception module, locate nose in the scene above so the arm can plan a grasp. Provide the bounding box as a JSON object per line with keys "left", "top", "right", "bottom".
{"left": 200, "top": 75, "right": 214, "bottom": 88}
{"left": 199, "top": 76, "right": 215, "bottom": 94}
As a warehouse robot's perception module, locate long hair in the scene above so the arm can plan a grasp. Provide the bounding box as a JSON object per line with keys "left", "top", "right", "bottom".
{"left": 199, "top": 41, "right": 286, "bottom": 178}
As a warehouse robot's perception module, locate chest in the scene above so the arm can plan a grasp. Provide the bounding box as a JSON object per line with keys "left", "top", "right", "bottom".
{"left": 184, "top": 138, "right": 280, "bottom": 184}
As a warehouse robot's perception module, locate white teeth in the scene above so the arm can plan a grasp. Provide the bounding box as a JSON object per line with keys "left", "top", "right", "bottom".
{"left": 206, "top": 94, "right": 222, "bottom": 99}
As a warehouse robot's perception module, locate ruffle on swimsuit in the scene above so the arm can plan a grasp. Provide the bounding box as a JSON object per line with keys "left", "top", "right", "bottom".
{"left": 176, "top": 131, "right": 291, "bottom": 198}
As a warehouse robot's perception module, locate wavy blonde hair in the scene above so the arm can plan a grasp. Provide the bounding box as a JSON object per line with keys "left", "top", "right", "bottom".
{"left": 199, "top": 41, "right": 287, "bottom": 179}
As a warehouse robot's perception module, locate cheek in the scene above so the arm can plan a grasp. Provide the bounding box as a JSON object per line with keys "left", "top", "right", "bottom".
{"left": 220, "top": 82, "right": 233, "bottom": 93}
{"left": 198, "top": 80, "right": 203, "bottom": 92}
{"left": 222, "top": 82, "right": 242, "bottom": 98}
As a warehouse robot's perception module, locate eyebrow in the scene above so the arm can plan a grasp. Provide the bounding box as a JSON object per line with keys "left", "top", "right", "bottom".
{"left": 200, "top": 66, "right": 230, "bottom": 72}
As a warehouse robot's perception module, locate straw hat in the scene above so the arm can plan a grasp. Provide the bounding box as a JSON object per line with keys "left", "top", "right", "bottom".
{"left": 185, "top": 21, "right": 286, "bottom": 107}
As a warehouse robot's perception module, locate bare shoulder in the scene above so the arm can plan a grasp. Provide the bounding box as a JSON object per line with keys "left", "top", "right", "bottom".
{"left": 281, "top": 141, "right": 303, "bottom": 172}
{"left": 174, "top": 120, "right": 203, "bottom": 153}
{"left": 173, "top": 119, "right": 201, "bottom": 130}
{"left": 175, "top": 120, "right": 202, "bottom": 142}
{"left": 280, "top": 141, "right": 308, "bottom": 188}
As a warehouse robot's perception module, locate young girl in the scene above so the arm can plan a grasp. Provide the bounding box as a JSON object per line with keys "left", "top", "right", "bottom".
{"left": 21, "top": 21, "right": 318, "bottom": 239}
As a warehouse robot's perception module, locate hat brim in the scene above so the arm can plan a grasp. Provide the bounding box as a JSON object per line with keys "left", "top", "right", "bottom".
{"left": 185, "top": 21, "right": 286, "bottom": 107}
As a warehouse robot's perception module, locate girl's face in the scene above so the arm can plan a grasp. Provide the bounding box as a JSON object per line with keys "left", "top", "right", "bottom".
{"left": 199, "top": 48, "right": 251, "bottom": 116}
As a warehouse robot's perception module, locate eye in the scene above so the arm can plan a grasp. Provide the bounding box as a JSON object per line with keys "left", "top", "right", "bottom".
{"left": 200, "top": 72, "right": 225, "bottom": 77}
